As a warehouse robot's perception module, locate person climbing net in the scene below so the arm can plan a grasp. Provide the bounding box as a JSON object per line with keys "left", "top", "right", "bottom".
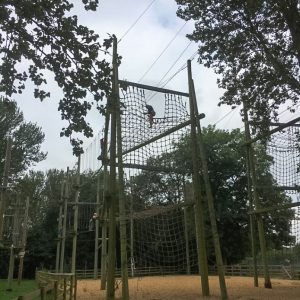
{"left": 97, "top": 138, "right": 106, "bottom": 161}
{"left": 144, "top": 104, "right": 156, "bottom": 128}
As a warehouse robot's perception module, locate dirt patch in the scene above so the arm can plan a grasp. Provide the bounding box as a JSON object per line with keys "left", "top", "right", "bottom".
{"left": 76, "top": 276, "right": 300, "bottom": 299}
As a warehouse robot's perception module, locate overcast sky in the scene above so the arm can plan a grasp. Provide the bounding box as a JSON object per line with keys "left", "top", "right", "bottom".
{"left": 15, "top": 0, "right": 245, "bottom": 172}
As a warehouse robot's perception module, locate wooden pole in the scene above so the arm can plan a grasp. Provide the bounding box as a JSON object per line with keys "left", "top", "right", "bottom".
{"left": 70, "top": 275, "right": 74, "bottom": 300}
{"left": 71, "top": 155, "right": 81, "bottom": 274}
{"left": 17, "top": 196, "right": 30, "bottom": 285}
{"left": 130, "top": 192, "right": 134, "bottom": 277}
{"left": 7, "top": 195, "right": 20, "bottom": 291}
{"left": 94, "top": 176, "right": 100, "bottom": 279}
{"left": 63, "top": 278, "right": 67, "bottom": 300}
{"left": 189, "top": 71, "right": 228, "bottom": 300}
{"left": 187, "top": 61, "right": 209, "bottom": 296}
{"left": 244, "top": 129, "right": 259, "bottom": 287}
{"left": 6, "top": 245, "right": 15, "bottom": 291}
{"left": 60, "top": 168, "right": 70, "bottom": 273}
{"left": 183, "top": 183, "right": 191, "bottom": 275}
{"left": 106, "top": 35, "right": 118, "bottom": 300}
{"left": 243, "top": 102, "right": 272, "bottom": 289}
{"left": 0, "top": 136, "right": 12, "bottom": 241}
{"left": 54, "top": 281, "right": 58, "bottom": 300}
{"left": 116, "top": 35, "right": 129, "bottom": 300}
{"left": 100, "top": 98, "right": 111, "bottom": 290}
{"left": 56, "top": 180, "right": 65, "bottom": 273}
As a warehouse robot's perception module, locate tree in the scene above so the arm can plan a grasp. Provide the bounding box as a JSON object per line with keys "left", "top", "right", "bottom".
{"left": 129, "top": 126, "right": 295, "bottom": 263}
{"left": 0, "top": 98, "right": 46, "bottom": 179}
{"left": 176, "top": 1, "right": 300, "bottom": 130}
{"left": 0, "top": 1, "right": 113, "bottom": 154}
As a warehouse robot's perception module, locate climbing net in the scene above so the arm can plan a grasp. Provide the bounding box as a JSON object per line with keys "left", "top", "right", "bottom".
{"left": 118, "top": 82, "right": 200, "bottom": 275}
{"left": 120, "top": 83, "right": 190, "bottom": 170}
{"left": 79, "top": 81, "right": 199, "bottom": 275}
{"left": 128, "top": 199, "right": 198, "bottom": 275}
{"left": 253, "top": 123, "right": 300, "bottom": 262}
{"left": 267, "top": 125, "right": 300, "bottom": 191}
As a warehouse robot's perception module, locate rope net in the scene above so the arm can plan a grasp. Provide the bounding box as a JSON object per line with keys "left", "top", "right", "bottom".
{"left": 266, "top": 125, "right": 300, "bottom": 191}
{"left": 129, "top": 204, "right": 198, "bottom": 274}
{"left": 120, "top": 85, "right": 190, "bottom": 169}
{"left": 253, "top": 123, "right": 300, "bottom": 263}
{"left": 118, "top": 83, "right": 199, "bottom": 275}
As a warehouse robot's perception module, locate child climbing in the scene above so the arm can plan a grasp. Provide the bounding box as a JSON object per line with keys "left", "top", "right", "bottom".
{"left": 97, "top": 138, "right": 106, "bottom": 161}
{"left": 144, "top": 104, "right": 156, "bottom": 128}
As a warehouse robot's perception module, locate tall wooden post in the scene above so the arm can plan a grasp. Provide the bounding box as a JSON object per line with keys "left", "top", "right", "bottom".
{"left": 6, "top": 245, "right": 15, "bottom": 291}
{"left": 18, "top": 196, "right": 30, "bottom": 284}
{"left": 183, "top": 183, "right": 191, "bottom": 275}
{"left": 60, "top": 168, "right": 69, "bottom": 273}
{"left": 0, "top": 137, "right": 12, "bottom": 242}
{"left": 115, "top": 35, "right": 129, "bottom": 300}
{"left": 94, "top": 176, "right": 100, "bottom": 279}
{"left": 56, "top": 181, "right": 65, "bottom": 273}
{"left": 243, "top": 114, "right": 259, "bottom": 288}
{"left": 189, "top": 67, "right": 227, "bottom": 300}
{"left": 100, "top": 98, "right": 111, "bottom": 290}
{"left": 7, "top": 195, "right": 20, "bottom": 291}
{"left": 106, "top": 35, "right": 118, "bottom": 300}
{"left": 130, "top": 192, "right": 134, "bottom": 278}
{"left": 71, "top": 155, "right": 81, "bottom": 274}
{"left": 243, "top": 103, "right": 272, "bottom": 288}
{"left": 187, "top": 61, "right": 210, "bottom": 296}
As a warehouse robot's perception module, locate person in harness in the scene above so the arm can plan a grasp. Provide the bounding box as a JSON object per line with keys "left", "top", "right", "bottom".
{"left": 97, "top": 138, "right": 106, "bottom": 161}
{"left": 144, "top": 104, "right": 156, "bottom": 128}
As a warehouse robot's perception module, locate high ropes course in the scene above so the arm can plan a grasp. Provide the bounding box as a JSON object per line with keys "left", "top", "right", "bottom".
{"left": 76, "top": 35, "right": 228, "bottom": 300}
{"left": 59, "top": 36, "right": 300, "bottom": 300}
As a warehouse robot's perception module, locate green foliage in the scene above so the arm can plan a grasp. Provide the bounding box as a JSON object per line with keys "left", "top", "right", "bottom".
{"left": 0, "top": 98, "right": 46, "bottom": 179}
{"left": 0, "top": 1, "right": 113, "bottom": 154}
{"left": 176, "top": 0, "right": 300, "bottom": 131}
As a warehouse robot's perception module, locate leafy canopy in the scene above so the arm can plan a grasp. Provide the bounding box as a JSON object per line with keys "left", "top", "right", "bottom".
{"left": 0, "top": 0, "right": 113, "bottom": 154}
{"left": 0, "top": 98, "right": 46, "bottom": 178}
{"left": 176, "top": 0, "right": 300, "bottom": 130}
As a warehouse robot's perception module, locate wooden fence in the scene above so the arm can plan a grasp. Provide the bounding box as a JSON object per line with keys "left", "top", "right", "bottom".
{"left": 36, "top": 271, "right": 77, "bottom": 300}
{"left": 12, "top": 271, "right": 77, "bottom": 300}
{"left": 210, "top": 265, "right": 300, "bottom": 279}
{"left": 75, "top": 265, "right": 300, "bottom": 280}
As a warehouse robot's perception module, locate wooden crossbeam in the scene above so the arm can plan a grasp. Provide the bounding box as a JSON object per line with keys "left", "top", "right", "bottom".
{"left": 119, "top": 79, "right": 189, "bottom": 97}
{"left": 249, "top": 201, "right": 300, "bottom": 214}
{"left": 245, "top": 116, "right": 300, "bottom": 145}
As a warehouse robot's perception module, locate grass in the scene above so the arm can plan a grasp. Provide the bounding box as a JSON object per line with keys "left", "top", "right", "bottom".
{"left": 0, "top": 279, "right": 38, "bottom": 300}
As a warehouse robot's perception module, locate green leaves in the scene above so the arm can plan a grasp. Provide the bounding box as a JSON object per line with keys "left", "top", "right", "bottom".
{"left": 0, "top": 98, "right": 46, "bottom": 178}
{"left": 176, "top": 0, "right": 300, "bottom": 133}
{"left": 0, "top": 1, "right": 113, "bottom": 153}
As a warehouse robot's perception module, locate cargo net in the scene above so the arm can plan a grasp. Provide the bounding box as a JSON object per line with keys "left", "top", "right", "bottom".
{"left": 2, "top": 199, "right": 26, "bottom": 248}
{"left": 66, "top": 203, "right": 97, "bottom": 234}
{"left": 129, "top": 204, "right": 198, "bottom": 275}
{"left": 266, "top": 125, "right": 300, "bottom": 192}
{"left": 119, "top": 82, "right": 196, "bottom": 275}
{"left": 120, "top": 84, "right": 190, "bottom": 170}
{"left": 256, "top": 124, "right": 300, "bottom": 255}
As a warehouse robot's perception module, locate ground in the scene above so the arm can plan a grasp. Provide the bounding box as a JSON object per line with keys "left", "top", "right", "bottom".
{"left": 76, "top": 275, "right": 300, "bottom": 300}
